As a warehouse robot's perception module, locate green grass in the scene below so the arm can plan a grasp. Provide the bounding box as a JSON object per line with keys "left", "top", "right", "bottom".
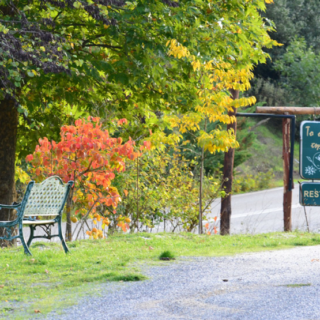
{"left": 1, "top": 232, "right": 320, "bottom": 319}
{"left": 283, "top": 283, "right": 312, "bottom": 288}
{"left": 159, "top": 250, "right": 176, "bottom": 260}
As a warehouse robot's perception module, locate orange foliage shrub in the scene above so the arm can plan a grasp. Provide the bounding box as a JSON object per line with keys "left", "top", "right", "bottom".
{"left": 26, "top": 117, "right": 150, "bottom": 237}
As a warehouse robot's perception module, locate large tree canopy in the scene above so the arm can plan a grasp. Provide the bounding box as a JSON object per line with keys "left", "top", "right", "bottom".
{"left": 0, "top": 0, "right": 277, "bottom": 227}
{"left": 1, "top": 0, "right": 276, "bottom": 121}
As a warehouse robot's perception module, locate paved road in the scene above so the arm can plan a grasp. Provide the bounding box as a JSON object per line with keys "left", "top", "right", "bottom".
{"left": 23, "top": 186, "right": 320, "bottom": 245}
{"left": 209, "top": 186, "right": 320, "bottom": 234}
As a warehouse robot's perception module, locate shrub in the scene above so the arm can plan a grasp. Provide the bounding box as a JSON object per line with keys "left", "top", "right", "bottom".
{"left": 233, "top": 169, "right": 275, "bottom": 193}
{"left": 113, "top": 148, "right": 224, "bottom": 233}
{"left": 26, "top": 117, "right": 149, "bottom": 238}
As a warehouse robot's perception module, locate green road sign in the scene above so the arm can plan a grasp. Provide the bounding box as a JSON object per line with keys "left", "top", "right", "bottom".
{"left": 299, "top": 182, "right": 320, "bottom": 206}
{"left": 300, "top": 121, "right": 320, "bottom": 179}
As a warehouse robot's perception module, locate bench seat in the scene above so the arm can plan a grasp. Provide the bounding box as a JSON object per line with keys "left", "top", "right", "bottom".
{"left": 23, "top": 219, "right": 56, "bottom": 225}
{"left": 0, "top": 176, "right": 73, "bottom": 255}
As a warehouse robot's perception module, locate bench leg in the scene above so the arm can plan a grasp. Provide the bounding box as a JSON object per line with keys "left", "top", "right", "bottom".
{"left": 27, "top": 225, "right": 35, "bottom": 247}
{"left": 58, "top": 219, "right": 69, "bottom": 253}
{"left": 19, "top": 224, "right": 32, "bottom": 255}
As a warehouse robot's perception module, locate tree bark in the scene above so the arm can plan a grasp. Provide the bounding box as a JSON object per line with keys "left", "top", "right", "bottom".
{"left": 282, "top": 118, "right": 292, "bottom": 231}
{"left": 199, "top": 141, "right": 204, "bottom": 234}
{"left": 0, "top": 97, "right": 18, "bottom": 245}
{"left": 199, "top": 117, "right": 207, "bottom": 235}
{"left": 220, "top": 89, "right": 239, "bottom": 235}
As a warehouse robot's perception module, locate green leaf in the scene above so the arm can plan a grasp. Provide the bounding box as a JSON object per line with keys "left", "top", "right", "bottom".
{"left": 73, "top": 1, "right": 82, "bottom": 8}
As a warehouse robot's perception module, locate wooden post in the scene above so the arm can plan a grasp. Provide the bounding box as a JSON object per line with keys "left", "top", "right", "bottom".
{"left": 220, "top": 89, "right": 239, "bottom": 235}
{"left": 256, "top": 107, "right": 320, "bottom": 115}
{"left": 65, "top": 189, "right": 73, "bottom": 241}
{"left": 282, "top": 117, "right": 292, "bottom": 231}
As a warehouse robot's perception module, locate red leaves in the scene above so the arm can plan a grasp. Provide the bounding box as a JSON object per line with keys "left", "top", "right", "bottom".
{"left": 26, "top": 154, "right": 33, "bottom": 162}
{"left": 117, "top": 221, "right": 129, "bottom": 232}
{"left": 117, "top": 118, "right": 128, "bottom": 126}
{"left": 204, "top": 217, "right": 218, "bottom": 235}
{"left": 143, "top": 141, "right": 151, "bottom": 149}
{"left": 26, "top": 117, "right": 148, "bottom": 237}
{"left": 75, "top": 119, "right": 82, "bottom": 126}
{"left": 140, "top": 140, "right": 151, "bottom": 151}
{"left": 38, "top": 137, "right": 52, "bottom": 152}
{"left": 105, "top": 198, "right": 113, "bottom": 206}
{"left": 56, "top": 149, "right": 62, "bottom": 159}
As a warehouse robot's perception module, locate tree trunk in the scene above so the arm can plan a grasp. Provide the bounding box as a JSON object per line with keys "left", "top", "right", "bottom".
{"left": 199, "top": 117, "right": 207, "bottom": 235}
{"left": 0, "top": 97, "right": 18, "bottom": 245}
{"left": 199, "top": 146, "right": 204, "bottom": 234}
{"left": 136, "top": 156, "right": 140, "bottom": 232}
{"left": 220, "top": 89, "right": 239, "bottom": 235}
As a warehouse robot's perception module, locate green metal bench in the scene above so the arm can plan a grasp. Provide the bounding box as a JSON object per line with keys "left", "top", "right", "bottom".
{"left": 0, "top": 176, "right": 73, "bottom": 255}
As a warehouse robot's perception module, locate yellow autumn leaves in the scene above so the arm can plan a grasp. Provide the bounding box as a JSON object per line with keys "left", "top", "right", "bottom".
{"left": 166, "top": 39, "right": 191, "bottom": 59}
{"left": 164, "top": 39, "right": 256, "bottom": 153}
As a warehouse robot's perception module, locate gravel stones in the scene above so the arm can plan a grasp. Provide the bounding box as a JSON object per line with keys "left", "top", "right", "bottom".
{"left": 47, "top": 246, "right": 320, "bottom": 320}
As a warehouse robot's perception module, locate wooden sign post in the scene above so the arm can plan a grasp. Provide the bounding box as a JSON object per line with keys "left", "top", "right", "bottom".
{"left": 221, "top": 106, "right": 320, "bottom": 235}
{"left": 282, "top": 117, "right": 292, "bottom": 231}
{"left": 256, "top": 107, "right": 320, "bottom": 232}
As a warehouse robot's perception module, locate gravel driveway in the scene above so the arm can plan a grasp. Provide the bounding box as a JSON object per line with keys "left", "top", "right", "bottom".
{"left": 47, "top": 246, "right": 320, "bottom": 320}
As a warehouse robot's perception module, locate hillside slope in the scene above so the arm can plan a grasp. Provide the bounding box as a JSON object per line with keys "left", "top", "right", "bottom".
{"left": 234, "top": 119, "right": 299, "bottom": 191}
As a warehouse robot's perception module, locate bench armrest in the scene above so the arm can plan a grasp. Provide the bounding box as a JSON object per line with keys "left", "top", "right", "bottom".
{"left": 0, "top": 203, "right": 21, "bottom": 210}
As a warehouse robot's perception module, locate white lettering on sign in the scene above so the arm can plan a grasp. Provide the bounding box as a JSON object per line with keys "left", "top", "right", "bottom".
{"left": 306, "top": 126, "right": 314, "bottom": 136}
{"left": 306, "top": 126, "right": 314, "bottom": 137}
{"left": 311, "top": 143, "right": 320, "bottom": 150}
{"left": 304, "top": 190, "right": 320, "bottom": 198}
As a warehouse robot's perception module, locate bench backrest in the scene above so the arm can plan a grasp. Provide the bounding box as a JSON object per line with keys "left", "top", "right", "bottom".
{"left": 24, "top": 176, "right": 73, "bottom": 217}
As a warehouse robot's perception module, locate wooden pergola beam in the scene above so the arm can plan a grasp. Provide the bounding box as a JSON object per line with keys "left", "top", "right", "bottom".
{"left": 256, "top": 107, "right": 320, "bottom": 115}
